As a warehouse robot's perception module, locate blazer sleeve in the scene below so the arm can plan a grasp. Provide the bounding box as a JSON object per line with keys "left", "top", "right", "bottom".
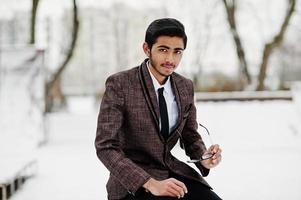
{"left": 95, "top": 75, "right": 151, "bottom": 195}
{"left": 181, "top": 80, "right": 210, "bottom": 177}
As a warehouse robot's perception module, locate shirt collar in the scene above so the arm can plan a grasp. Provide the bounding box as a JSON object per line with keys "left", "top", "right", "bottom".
{"left": 147, "top": 61, "right": 172, "bottom": 94}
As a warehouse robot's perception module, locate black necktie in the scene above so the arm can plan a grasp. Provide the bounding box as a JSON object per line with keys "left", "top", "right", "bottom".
{"left": 158, "top": 87, "right": 169, "bottom": 140}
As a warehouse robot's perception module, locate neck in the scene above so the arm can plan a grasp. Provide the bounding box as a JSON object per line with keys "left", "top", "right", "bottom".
{"left": 149, "top": 64, "right": 168, "bottom": 85}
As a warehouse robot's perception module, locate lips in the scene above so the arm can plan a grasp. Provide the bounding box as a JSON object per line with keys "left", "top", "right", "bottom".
{"left": 161, "top": 64, "right": 175, "bottom": 69}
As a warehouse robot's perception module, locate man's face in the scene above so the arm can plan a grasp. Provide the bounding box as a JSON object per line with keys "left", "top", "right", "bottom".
{"left": 143, "top": 36, "right": 184, "bottom": 84}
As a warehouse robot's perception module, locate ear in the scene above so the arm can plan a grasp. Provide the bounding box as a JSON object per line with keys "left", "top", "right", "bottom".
{"left": 142, "top": 42, "right": 150, "bottom": 57}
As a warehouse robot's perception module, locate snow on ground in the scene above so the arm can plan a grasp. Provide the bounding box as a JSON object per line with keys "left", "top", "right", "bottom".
{"left": 196, "top": 100, "right": 301, "bottom": 200}
{"left": 7, "top": 98, "right": 301, "bottom": 200}
{"left": 9, "top": 97, "right": 108, "bottom": 200}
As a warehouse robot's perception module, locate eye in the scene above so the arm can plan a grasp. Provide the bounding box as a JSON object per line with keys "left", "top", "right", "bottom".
{"left": 175, "top": 50, "right": 183, "bottom": 54}
{"left": 159, "top": 48, "right": 168, "bottom": 52}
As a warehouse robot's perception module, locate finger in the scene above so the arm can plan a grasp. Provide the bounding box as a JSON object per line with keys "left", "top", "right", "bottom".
{"left": 216, "top": 147, "right": 222, "bottom": 155}
{"left": 211, "top": 144, "right": 220, "bottom": 154}
{"left": 208, "top": 145, "right": 219, "bottom": 155}
{"left": 212, "top": 149, "right": 222, "bottom": 159}
{"left": 208, "top": 145, "right": 215, "bottom": 152}
{"left": 170, "top": 178, "right": 188, "bottom": 193}
{"left": 211, "top": 152, "right": 221, "bottom": 159}
{"left": 166, "top": 187, "right": 182, "bottom": 198}
{"left": 166, "top": 183, "right": 184, "bottom": 198}
{"left": 169, "top": 181, "right": 185, "bottom": 197}
{"left": 211, "top": 155, "right": 222, "bottom": 165}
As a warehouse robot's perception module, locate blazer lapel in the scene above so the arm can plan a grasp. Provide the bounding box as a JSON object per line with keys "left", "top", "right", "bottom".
{"left": 138, "top": 59, "right": 161, "bottom": 132}
{"left": 171, "top": 73, "right": 187, "bottom": 129}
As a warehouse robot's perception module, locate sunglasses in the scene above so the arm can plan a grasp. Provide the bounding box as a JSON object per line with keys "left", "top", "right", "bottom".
{"left": 177, "top": 123, "right": 215, "bottom": 163}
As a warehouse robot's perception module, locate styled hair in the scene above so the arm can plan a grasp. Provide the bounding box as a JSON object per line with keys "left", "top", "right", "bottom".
{"left": 145, "top": 18, "right": 187, "bottom": 49}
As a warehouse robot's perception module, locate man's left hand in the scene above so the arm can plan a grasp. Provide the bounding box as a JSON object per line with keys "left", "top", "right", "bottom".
{"left": 200, "top": 144, "right": 222, "bottom": 169}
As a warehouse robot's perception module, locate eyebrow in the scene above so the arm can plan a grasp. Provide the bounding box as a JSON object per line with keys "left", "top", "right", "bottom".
{"left": 157, "top": 45, "right": 184, "bottom": 51}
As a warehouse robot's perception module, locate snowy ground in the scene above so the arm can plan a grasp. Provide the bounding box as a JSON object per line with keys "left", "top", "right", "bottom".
{"left": 7, "top": 98, "right": 301, "bottom": 200}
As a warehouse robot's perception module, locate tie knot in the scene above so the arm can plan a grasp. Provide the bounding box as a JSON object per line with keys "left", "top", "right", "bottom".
{"left": 158, "top": 87, "right": 164, "bottom": 95}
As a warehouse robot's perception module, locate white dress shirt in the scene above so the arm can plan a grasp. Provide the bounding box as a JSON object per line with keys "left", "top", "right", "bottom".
{"left": 147, "top": 63, "right": 179, "bottom": 134}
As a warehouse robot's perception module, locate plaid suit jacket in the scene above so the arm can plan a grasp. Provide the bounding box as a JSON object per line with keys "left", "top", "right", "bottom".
{"left": 95, "top": 59, "right": 211, "bottom": 200}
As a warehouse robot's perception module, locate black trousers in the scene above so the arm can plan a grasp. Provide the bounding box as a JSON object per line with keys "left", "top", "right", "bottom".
{"left": 121, "top": 173, "right": 222, "bottom": 200}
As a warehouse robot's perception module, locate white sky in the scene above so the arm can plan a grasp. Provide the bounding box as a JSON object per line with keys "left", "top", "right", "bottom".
{"left": 0, "top": 0, "right": 164, "bottom": 18}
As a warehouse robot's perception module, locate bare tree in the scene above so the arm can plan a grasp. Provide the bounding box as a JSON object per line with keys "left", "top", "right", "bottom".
{"left": 30, "top": 0, "right": 39, "bottom": 44}
{"left": 45, "top": 0, "right": 79, "bottom": 112}
{"left": 222, "top": 0, "right": 251, "bottom": 85}
{"left": 256, "top": 0, "right": 296, "bottom": 90}
{"left": 112, "top": 3, "right": 129, "bottom": 70}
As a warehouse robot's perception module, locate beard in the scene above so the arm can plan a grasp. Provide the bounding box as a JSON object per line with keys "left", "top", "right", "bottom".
{"left": 149, "top": 54, "right": 173, "bottom": 78}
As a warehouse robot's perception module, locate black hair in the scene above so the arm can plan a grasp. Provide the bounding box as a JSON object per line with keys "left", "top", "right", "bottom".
{"left": 145, "top": 18, "right": 187, "bottom": 49}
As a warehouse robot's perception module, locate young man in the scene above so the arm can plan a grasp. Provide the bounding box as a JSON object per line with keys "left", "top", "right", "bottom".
{"left": 95, "top": 18, "right": 222, "bottom": 200}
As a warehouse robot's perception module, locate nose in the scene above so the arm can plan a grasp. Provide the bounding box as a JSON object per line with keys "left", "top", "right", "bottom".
{"left": 165, "top": 52, "right": 174, "bottom": 63}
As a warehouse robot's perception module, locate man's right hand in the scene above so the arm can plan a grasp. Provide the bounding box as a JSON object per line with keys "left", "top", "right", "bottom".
{"left": 143, "top": 177, "right": 188, "bottom": 198}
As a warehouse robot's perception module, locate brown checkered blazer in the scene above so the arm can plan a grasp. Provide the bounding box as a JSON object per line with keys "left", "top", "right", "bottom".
{"left": 95, "top": 59, "right": 211, "bottom": 200}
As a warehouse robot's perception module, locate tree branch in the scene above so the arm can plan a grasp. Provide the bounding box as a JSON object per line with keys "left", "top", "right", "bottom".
{"left": 222, "top": 0, "right": 251, "bottom": 84}
{"left": 30, "top": 0, "right": 39, "bottom": 44}
{"left": 256, "top": 0, "right": 296, "bottom": 90}
{"left": 46, "top": 0, "right": 79, "bottom": 92}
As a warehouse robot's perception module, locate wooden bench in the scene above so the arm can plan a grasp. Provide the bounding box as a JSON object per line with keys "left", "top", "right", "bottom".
{"left": 195, "top": 91, "right": 292, "bottom": 102}
{"left": 0, "top": 156, "right": 37, "bottom": 200}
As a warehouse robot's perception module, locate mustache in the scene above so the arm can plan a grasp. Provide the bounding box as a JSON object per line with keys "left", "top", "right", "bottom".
{"left": 161, "top": 62, "right": 175, "bottom": 68}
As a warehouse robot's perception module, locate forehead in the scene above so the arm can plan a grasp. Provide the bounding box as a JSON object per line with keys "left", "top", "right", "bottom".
{"left": 153, "top": 36, "right": 184, "bottom": 49}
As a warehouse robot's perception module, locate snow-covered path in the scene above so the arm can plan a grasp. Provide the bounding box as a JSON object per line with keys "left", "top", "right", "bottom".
{"left": 9, "top": 100, "right": 301, "bottom": 200}
{"left": 10, "top": 106, "right": 109, "bottom": 200}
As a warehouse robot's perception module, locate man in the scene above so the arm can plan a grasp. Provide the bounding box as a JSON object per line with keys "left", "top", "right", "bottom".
{"left": 95, "top": 18, "right": 222, "bottom": 200}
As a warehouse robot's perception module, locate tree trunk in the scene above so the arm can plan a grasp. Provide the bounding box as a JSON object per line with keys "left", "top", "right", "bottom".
{"left": 256, "top": 0, "right": 296, "bottom": 90}
{"left": 45, "top": 77, "right": 65, "bottom": 113}
{"left": 45, "top": 0, "right": 79, "bottom": 112}
{"left": 222, "top": 0, "right": 251, "bottom": 85}
{"left": 30, "top": 0, "right": 39, "bottom": 44}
